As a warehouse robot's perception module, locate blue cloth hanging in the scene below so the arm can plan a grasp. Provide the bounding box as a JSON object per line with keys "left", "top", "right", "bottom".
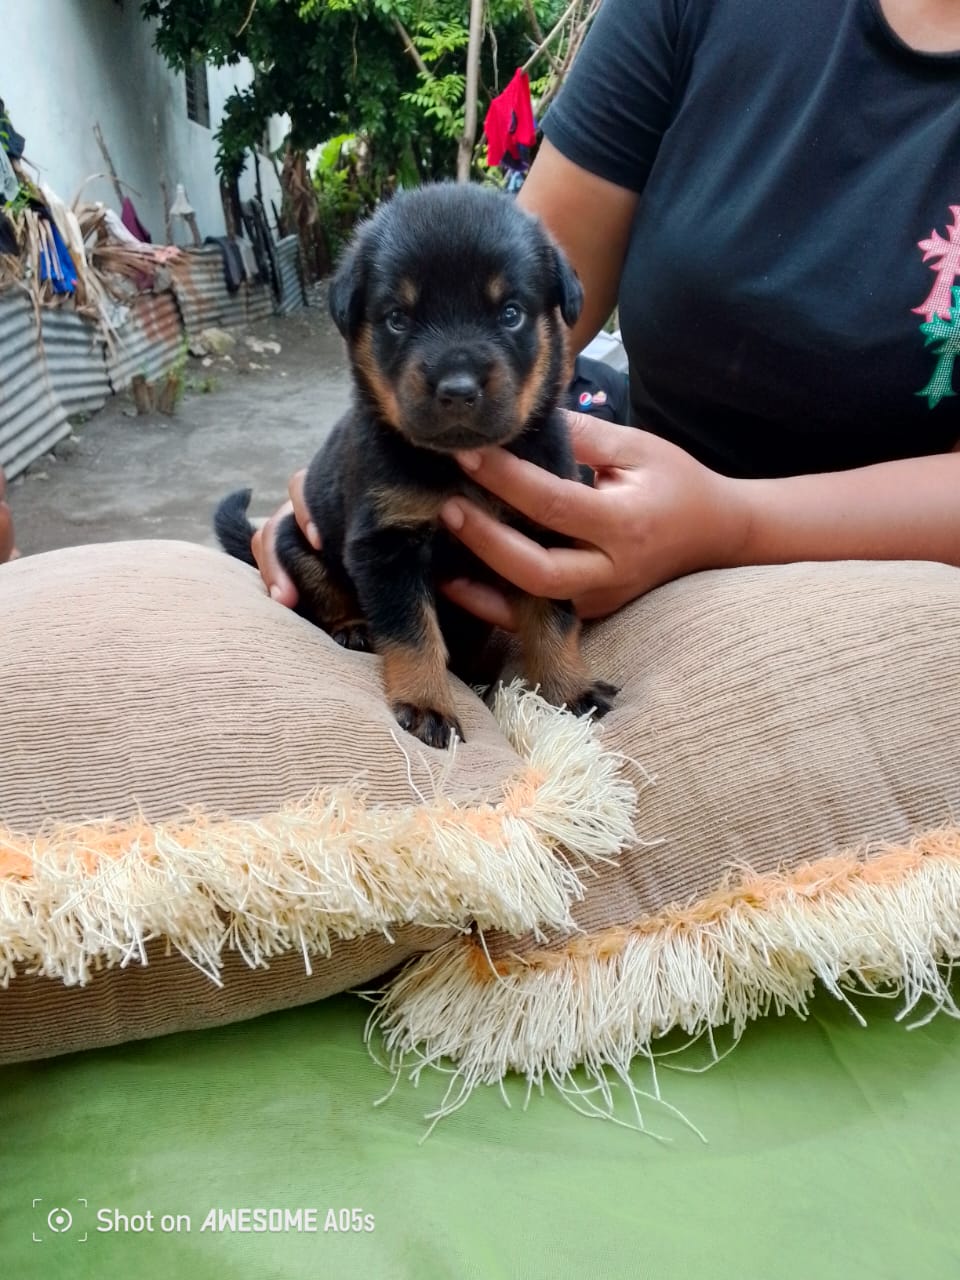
{"left": 39, "top": 218, "right": 78, "bottom": 294}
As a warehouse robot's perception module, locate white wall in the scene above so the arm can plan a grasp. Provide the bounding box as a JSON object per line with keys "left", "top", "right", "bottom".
{"left": 0, "top": 0, "right": 286, "bottom": 244}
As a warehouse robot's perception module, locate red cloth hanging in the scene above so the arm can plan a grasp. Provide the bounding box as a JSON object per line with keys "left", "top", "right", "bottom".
{"left": 483, "top": 68, "right": 536, "bottom": 167}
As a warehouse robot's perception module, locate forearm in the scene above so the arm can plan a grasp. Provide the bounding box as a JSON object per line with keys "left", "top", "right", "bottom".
{"left": 517, "top": 141, "right": 638, "bottom": 356}
{"left": 731, "top": 450, "right": 960, "bottom": 568}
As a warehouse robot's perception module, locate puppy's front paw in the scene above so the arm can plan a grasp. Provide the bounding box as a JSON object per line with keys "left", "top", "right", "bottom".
{"left": 393, "top": 702, "right": 465, "bottom": 749}
{"left": 565, "top": 680, "right": 619, "bottom": 720}
{"left": 331, "top": 619, "right": 371, "bottom": 652}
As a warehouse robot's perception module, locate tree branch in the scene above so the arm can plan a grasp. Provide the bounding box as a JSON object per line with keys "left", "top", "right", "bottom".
{"left": 236, "top": 0, "right": 258, "bottom": 38}
{"left": 521, "top": 0, "right": 581, "bottom": 73}
{"left": 534, "top": 0, "right": 599, "bottom": 115}
{"left": 487, "top": 19, "right": 499, "bottom": 95}
{"left": 523, "top": 0, "right": 545, "bottom": 46}
{"left": 392, "top": 15, "right": 432, "bottom": 79}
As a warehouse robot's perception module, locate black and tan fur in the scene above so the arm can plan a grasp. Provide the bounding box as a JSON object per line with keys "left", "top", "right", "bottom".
{"left": 215, "top": 183, "right": 616, "bottom": 748}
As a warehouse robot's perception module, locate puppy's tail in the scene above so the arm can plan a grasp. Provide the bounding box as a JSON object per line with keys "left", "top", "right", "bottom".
{"left": 213, "top": 488, "right": 258, "bottom": 567}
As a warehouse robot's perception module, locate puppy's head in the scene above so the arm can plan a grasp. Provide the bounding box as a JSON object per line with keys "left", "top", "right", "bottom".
{"left": 329, "top": 183, "right": 582, "bottom": 452}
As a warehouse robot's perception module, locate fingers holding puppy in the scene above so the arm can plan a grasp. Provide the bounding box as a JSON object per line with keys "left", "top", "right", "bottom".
{"left": 439, "top": 577, "right": 520, "bottom": 630}
{"left": 251, "top": 468, "right": 319, "bottom": 607}
{"left": 441, "top": 416, "right": 759, "bottom": 621}
{"left": 440, "top": 494, "right": 612, "bottom": 602}
{"left": 453, "top": 444, "right": 604, "bottom": 539}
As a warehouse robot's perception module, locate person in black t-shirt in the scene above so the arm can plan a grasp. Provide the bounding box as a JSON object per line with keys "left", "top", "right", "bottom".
{"left": 256, "top": 0, "right": 959, "bottom": 626}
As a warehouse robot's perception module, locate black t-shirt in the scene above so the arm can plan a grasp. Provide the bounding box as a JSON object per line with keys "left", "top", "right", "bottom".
{"left": 544, "top": 0, "right": 960, "bottom": 477}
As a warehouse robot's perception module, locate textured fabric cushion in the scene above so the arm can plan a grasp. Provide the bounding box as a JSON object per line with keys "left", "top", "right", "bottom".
{"left": 376, "top": 561, "right": 960, "bottom": 1112}
{"left": 1, "top": 541, "right": 518, "bottom": 828}
{"left": 7, "top": 544, "right": 960, "bottom": 1104}
{"left": 580, "top": 558, "right": 959, "bottom": 920}
{"left": 0, "top": 541, "right": 634, "bottom": 1064}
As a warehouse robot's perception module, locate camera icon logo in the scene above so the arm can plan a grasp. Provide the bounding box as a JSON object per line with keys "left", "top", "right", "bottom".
{"left": 47, "top": 1207, "right": 73, "bottom": 1233}
{"left": 32, "top": 1198, "right": 88, "bottom": 1243}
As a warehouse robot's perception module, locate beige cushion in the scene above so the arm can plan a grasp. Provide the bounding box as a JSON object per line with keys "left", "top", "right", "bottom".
{"left": 1, "top": 540, "right": 516, "bottom": 828}
{"left": 7, "top": 546, "right": 960, "bottom": 1095}
{"left": 375, "top": 561, "right": 960, "bottom": 1104}
{"left": 0, "top": 541, "right": 634, "bottom": 1063}
{"left": 579, "top": 558, "right": 960, "bottom": 923}
{"left": 0, "top": 934, "right": 442, "bottom": 1063}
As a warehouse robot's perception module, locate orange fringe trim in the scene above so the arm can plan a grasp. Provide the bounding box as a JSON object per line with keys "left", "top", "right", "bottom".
{"left": 0, "top": 771, "right": 552, "bottom": 883}
{"left": 468, "top": 828, "right": 960, "bottom": 979}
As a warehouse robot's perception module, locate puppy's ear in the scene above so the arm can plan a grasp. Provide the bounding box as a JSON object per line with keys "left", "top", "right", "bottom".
{"left": 328, "top": 237, "right": 368, "bottom": 338}
{"left": 551, "top": 243, "right": 584, "bottom": 329}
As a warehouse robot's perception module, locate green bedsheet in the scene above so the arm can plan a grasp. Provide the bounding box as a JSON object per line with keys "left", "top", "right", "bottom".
{"left": 2, "top": 990, "right": 958, "bottom": 1279}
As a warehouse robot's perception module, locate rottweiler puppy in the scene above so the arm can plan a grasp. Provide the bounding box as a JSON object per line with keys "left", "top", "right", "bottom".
{"left": 215, "top": 183, "right": 617, "bottom": 748}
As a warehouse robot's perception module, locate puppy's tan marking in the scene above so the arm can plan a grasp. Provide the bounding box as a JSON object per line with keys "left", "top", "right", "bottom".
{"left": 380, "top": 604, "right": 454, "bottom": 714}
{"left": 458, "top": 482, "right": 508, "bottom": 524}
{"left": 560, "top": 313, "right": 575, "bottom": 383}
{"left": 397, "top": 278, "right": 419, "bottom": 308}
{"left": 282, "top": 543, "right": 364, "bottom": 631}
{"left": 397, "top": 362, "right": 431, "bottom": 428}
{"left": 485, "top": 360, "right": 507, "bottom": 398}
{"left": 481, "top": 357, "right": 528, "bottom": 445}
{"left": 485, "top": 273, "right": 508, "bottom": 305}
{"left": 370, "top": 484, "right": 444, "bottom": 529}
{"left": 515, "top": 596, "right": 594, "bottom": 707}
{"left": 354, "top": 324, "right": 402, "bottom": 428}
{"left": 515, "top": 315, "right": 553, "bottom": 426}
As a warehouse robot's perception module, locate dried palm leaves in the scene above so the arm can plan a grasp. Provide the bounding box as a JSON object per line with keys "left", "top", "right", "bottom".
{"left": 0, "top": 171, "right": 182, "bottom": 341}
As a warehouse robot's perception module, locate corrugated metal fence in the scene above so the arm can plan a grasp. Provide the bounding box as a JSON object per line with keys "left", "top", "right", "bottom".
{"left": 0, "top": 241, "right": 307, "bottom": 481}
{"left": 106, "top": 292, "right": 185, "bottom": 392}
{"left": 275, "top": 236, "right": 306, "bottom": 316}
{"left": 171, "top": 247, "right": 236, "bottom": 340}
{"left": 0, "top": 295, "right": 71, "bottom": 479}
{"left": 40, "top": 308, "right": 112, "bottom": 419}
{"left": 171, "top": 245, "right": 304, "bottom": 340}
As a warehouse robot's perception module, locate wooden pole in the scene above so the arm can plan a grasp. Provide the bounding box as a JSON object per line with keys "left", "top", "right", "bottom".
{"left": 456, "top": 0, "right": 485, "bottom": 183}
{"left": 92, "top": 122, "right": 125, "bottom": 208}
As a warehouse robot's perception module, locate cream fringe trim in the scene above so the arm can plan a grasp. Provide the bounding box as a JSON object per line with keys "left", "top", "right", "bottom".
{"left": 0, "top": 682, "right": 637, "bottom": 987}
{"left": 369, "top": 831, "right": 960, "bottom": 1125}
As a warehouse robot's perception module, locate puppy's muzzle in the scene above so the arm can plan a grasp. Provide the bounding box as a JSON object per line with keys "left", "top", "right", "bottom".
{"left": 402, "top": 343, "right": 516, "bottom": 450}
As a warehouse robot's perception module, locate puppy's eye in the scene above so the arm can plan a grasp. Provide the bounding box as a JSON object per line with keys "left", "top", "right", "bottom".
{"left": 499, "top": 302, "right": 524, "bottom": 330}
{"left": 385, "top": 309, "right": 411, "bottom": 334}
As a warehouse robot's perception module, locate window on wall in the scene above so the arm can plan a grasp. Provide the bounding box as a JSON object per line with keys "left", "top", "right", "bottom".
{"left": 185, "top": 58, "right": 210, "bottom": 128}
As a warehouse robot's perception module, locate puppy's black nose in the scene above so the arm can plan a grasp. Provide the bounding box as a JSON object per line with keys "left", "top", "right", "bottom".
{"left": 436, "top": 372, "right": 480, "bottom": 408}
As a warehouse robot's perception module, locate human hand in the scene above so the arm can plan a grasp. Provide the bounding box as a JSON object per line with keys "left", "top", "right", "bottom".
{"left": 439, "top": 414, "right": 750, "bottom": 626}
{"left": 251, "top": 469, "right": 319, "bottom": 607}
{"left": 0, "top": 467, "right": 18, "bottom": 565}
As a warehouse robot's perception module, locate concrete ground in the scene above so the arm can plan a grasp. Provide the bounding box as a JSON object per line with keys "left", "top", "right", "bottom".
{"left": 7, "top": 302, "right": 351, "bottom": 557}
